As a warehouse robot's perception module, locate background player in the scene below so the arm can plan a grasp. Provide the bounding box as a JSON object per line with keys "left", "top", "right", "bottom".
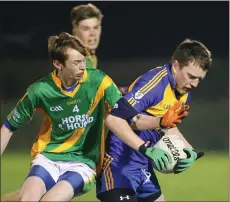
{"left": 0, "top": 33, "right": 189, "bottom": 201}
{"left": 71, "top": 3, "right": 129, "bottom": 94}
{"left": 97, "top": 38, "right": 212, "bottom": 202}
{"left": 71, "top": 3, "right": 102, "bottom": 69}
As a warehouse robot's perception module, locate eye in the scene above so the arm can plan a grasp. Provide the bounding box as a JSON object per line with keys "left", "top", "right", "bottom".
{"left": 188, "top": 74, "right": 197, "bottom": 80}
{"left": 82, "top": 27, "right": 89, "bottom": 31}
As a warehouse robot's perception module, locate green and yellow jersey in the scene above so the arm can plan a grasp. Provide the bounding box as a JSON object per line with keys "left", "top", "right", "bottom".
{"left": 86, "top": 55, "right": 97, "bottom": 69}
{"left": 6, "top": 68, "right": 121, "bottom": 171}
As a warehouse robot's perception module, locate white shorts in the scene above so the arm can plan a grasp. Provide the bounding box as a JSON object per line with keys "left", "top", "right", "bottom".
{"left": 29, "top": 154, "right": 96, "bottom": 193}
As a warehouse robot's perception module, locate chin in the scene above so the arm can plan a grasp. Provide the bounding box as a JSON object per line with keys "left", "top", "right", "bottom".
{"left": 75, "top": 75, "right": 83, "bottom": 80}
{"left": 88, "top": 44, "right": 98, "bottom": 52}
{"left": 176, "top": 88, "right": 185, "bottom": 95}
{"left": 181, "top": 89, "right": 189, "bottom": 95}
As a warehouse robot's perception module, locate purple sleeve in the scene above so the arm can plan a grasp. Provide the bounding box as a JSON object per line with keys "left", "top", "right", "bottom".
{"left": 123, "top": 68, "right": 168, "bottom": 113}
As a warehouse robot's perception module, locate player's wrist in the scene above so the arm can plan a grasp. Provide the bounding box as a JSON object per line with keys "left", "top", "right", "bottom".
{"left": 139, "top": 141, "right": 151, "bottom": 155}
{"left": 159, "top": 117, "right": 168, "bottom": 129}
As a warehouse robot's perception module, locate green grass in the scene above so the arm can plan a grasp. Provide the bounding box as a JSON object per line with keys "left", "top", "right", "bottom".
{"left": 1, "top": 151, "right": 228, "bottom": 201}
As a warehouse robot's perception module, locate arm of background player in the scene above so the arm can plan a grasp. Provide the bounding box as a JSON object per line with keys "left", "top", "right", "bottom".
{"left": 1, "top": 88, "right": 38, "bottom": 155}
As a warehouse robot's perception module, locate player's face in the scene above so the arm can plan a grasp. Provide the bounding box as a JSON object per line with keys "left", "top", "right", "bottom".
{"left": 72, "top": 18, "right": 101, "bottom": 53}
{"left": 53, "top": 48, "right": 86, "bottom": 81}
{"left": 172, "top": 60, "right": 207, "bottom": 94}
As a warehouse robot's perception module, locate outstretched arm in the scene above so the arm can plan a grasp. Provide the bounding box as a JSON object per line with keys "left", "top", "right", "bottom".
{"left": 0, "top": 124, "right": 13, "bottom": 155}
{"left": 1, "top": 88, "right": 38, "bottom": 156}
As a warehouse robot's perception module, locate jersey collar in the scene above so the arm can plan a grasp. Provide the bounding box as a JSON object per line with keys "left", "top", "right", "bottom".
{"left": 51, "top": 69, "right": 88, "bottom": 97}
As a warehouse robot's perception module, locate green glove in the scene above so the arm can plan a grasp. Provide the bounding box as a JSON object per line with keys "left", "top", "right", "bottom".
{"left": 146, "top": 148, "right": 173, "bottom": 171}
{"left": 139, "top": 142, "right": 172, "bottom": 171}
{"left": 174, "top": 148, "right": 197, "bottom": 174}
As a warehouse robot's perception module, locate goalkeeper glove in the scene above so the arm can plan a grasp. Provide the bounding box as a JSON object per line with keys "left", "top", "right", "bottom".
{"left": 139, "top": 142, "right": 172, "bottom": 171}
{"left": 160, "top": 102, "right": 189, "bottom": 128}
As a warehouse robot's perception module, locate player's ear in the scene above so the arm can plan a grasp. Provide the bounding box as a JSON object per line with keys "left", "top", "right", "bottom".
{"left": 171, "top": 60, "right": 179, "bottom": 74}
{"left": 53, "top": 60, "right": 63, "bottom": 71}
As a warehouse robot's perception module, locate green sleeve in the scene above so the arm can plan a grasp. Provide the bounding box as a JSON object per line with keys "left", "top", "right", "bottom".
{"left": 104, "top": 77, "right": 122, "bottom": 108}
{"left": 7, "top": 85, "right": 39, "bottom": 129}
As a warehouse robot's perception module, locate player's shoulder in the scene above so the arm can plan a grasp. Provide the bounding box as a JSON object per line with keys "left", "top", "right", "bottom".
{"left": 86, "top": 67, "right": 112, "bottom": 83}
{"left": 147, "top": 65, "right": 168, "bottom": 78}
{"left": 139, "top": 64, "right": 171, "bottom": 88}
{"left": 27, "top": 73, "right": 53, "bottom": 95}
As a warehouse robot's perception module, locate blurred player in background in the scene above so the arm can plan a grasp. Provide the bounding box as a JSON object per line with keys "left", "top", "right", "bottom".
{"left": 71, "top": 3, "right": 102, "bottom": 69}
{"left": 0, "top": 32, "right": 189, "bottom": 201}
{"left": 71, "top": 3, "right": 129, "bottom": 95}
{"left": 97, "top": 39, "right": 212, "bottom": 202}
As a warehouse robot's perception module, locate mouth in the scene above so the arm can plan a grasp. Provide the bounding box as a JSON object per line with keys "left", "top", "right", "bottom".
{"left": 88, "top": 39, "right": 97, "bottom": 46}
{"left": 77, "top": 72, "right": 84, "bottom": 76}
{"left": 183, "top": 87, "right": 192, "bottom": 93}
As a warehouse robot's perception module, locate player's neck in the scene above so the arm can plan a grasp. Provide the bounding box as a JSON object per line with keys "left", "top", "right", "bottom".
{"left": 57, "top": 71, "right": 78, "bottom": 89}
{"left": 89, "top": 49, "right": 96, "bottom": 55}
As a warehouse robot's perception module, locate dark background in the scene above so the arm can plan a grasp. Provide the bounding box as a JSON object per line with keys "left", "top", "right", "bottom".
{"left": 0, "top": 1, "right": 229, "bottom": 151}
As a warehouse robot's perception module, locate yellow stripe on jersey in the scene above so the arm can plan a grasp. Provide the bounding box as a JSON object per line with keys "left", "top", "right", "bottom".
{"left": 96, "top": 118, "right": 105, "bottom": 174}
{"left": 7, "top": 92, "right": 29, "bottom": 121}
{"left": 19, "top": 92, "right": 28, "bottom": 102}
{"left": 31, "top": 108, "right": 52, "bottom": 157}
{"left": 127, "top": 68, "right": 167, "bottom": 107}
{"left": 142, "top": 70, "right": 168, "bottom": 95}
{"left": 128, "top": 66, "right": 164, "bottom": 92}
{"left": 128, "top": 76, "right": 141, "bottom": 92}
{"left": 49, "top": 75, "right": 113, "bottom": 153}
{"left": 128, "top": 97, "right": 137, "bottom": 106}
{"left": 140, "top": 68, "right": 167, "bottom": 94}
{"left": 51, "top": 70, "right": 88, "bottom": 97}
{"left": 146, "top": 84, "right": 189, "bottom": 117}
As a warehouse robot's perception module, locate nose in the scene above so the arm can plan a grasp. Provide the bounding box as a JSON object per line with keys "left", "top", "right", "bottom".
{"left": 79, "top": 60, "right": 86, "bottom": 70}
{"left": 191, "top": 79, "right": 199, "bottom": 88}
{"left": 89, "top": 28, "right": 96, "bottom": 36}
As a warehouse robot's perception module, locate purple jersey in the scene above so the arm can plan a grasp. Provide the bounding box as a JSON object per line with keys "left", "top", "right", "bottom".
{"left": 105, "top": 64, "right": 190, "bottom": 170}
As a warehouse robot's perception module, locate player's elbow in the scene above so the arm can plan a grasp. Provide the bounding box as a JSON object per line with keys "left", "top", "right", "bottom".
{"left": 105, "top": 113, "right": 125, "bottom": 128}
{"left": 105, "top": 114, "right": 117, "bottom": 127}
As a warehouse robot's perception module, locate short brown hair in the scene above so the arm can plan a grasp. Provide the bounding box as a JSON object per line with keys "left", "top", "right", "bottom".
{"left": 48, "top": 32, "right": 89, "bottom": 65}
{"left": 170, "top": 39, "right": 212, "bottom": 71}
{"left": 71, "top": 3, "right": 103, "bottom": 26}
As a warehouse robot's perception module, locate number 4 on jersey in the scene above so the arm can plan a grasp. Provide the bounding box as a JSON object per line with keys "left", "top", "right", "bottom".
{"left": 73, "top": 104, "right": 79, "bottom": 112}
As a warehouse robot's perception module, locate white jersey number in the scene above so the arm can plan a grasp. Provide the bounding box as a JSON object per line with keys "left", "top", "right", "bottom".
{"left": 73, "top": 104, "right": 80, "bottom": 112}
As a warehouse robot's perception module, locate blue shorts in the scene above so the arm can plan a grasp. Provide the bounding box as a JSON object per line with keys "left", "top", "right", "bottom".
{"left": 96, "top": 154, "right": 161, "bottom": 199}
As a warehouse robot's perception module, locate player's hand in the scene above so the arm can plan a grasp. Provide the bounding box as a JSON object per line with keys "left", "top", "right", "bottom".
{"left": 160, "top": 102, "right": 189, "bottom": 128}
{"left": 139, "top": 142, "right": 172, "bottom": 171}
{"left": 174, "top": 148, "right": 197, "bottom": 174}
{"left": 146, "top": 148, "right": 173, "bottom": 171}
